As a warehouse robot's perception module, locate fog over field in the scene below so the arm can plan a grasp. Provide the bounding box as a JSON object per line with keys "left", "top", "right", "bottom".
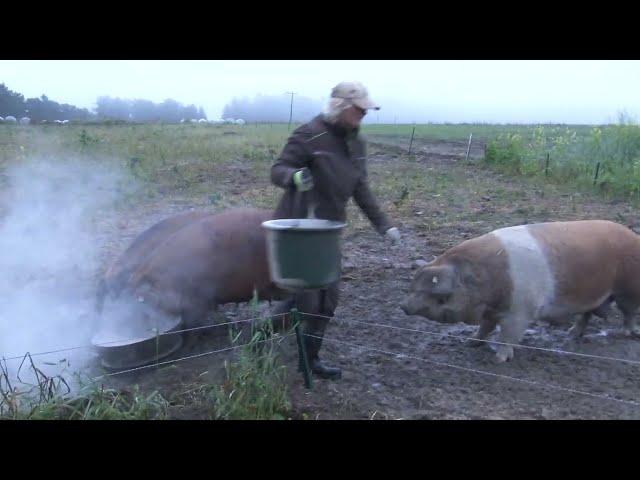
{"left": 1, "top": 60, "right": 639, "bottom": 124}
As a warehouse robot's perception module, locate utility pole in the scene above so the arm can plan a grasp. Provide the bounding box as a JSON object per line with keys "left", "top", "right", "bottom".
{"left": 285, "top": 92, "right": 296, "bottom": 131}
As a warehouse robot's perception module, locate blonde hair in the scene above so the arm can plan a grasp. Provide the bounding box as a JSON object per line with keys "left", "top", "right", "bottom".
{"left": 323, "top": 97, "right": 352, "bottom": 124}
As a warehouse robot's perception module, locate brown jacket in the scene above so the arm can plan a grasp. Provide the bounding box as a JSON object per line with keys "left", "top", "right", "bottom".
{"left": 271, "top": 114, "right": 393, "bottom": 235}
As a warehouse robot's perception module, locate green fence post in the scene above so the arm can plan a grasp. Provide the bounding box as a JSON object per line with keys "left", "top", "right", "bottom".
{"left": 545, "top": 153, "right": 550, "bottom": 177}
{"left": 408, "top": 125, "right": 416, "bottom": 155}
{"left": 292, "top": 308, "right": 313, "bottom": 390}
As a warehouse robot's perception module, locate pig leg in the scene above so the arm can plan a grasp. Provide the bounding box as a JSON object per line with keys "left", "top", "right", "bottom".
{"left": 466, "top": 319, "right": 498, "bottom": 347}
{"left": 616, "top": 298, "right": 640, "bottom": 338}
{"left": 568, "top": 313, "right": 591, "bottom": 338}
{"left": 494, "top": 310, "right": 529, "bottom": 363}
{"left": 465, "top": 307, "right": 497, "bottom": 348}
{"left": 569, "top": 297, "right": 614, "bottom": 338}
{"left": 592, "top": 297, "right": 613, "bottom": 319}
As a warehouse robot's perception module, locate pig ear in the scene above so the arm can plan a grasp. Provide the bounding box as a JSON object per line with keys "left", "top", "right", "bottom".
{"left": 430, "top": 265, "right": 456, "bottom": 295}
{"left": 457, "top": 261, "right": 479, "bottom": 288}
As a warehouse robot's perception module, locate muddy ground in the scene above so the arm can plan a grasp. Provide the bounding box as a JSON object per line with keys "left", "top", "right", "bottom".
{"left": 95, "top": 137, "right": 640, "bottom": 419}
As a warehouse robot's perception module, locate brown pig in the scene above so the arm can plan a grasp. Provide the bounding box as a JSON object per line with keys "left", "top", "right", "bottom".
{"left": 115, "top": 207, "right": 283, "bottom": 328}
{"left": 96, "top": 210, "right": 213, "bottom": 314}
{"left": 401, "top": 220, "right": 640, "bottom": 362}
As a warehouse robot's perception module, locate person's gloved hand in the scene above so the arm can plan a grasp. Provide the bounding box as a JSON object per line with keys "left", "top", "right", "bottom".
{"left": 385, "top": 227, "right": 401, "bottom": 244}
{"left": 292, "top": 168, "right": 314, "bottom": 192}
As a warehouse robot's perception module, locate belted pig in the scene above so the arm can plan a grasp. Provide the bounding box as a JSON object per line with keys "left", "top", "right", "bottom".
{"left": 98, "top": 207, "right": 284, "bottom": 330}
{"left": 401, "top": 220, "right": 640, "bottom": 362}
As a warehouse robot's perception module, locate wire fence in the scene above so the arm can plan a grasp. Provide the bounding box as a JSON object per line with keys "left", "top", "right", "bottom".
{"left": 301, "top": 332, "right": 640, "bottom": 409}
{"left": 94, "top": 332, "right": 296, "bottom": 379}
{"left": 0, "top": 312, "right": 288, "bottom": 363}
{"left": 300, "top": 312, "right": 640, "bottom": 367}
{"left": 3, "top": 305, "right": 640, "bottom": 415}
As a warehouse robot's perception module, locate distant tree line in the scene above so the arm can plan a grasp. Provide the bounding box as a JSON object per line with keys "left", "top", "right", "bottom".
{"left": 0, "top": 83, "right": 94, "bottom": 121}
{"left": 222, "top": 94, "right": 323, "bottom": 122}
{"left": 2, "top": 83, "right": 326, "bottom": 124}
{"left": 95, "top": 96, "right": 207, "bottom": 123}
{"left": 0, "top": 83, "right": 208, "bottom": 123}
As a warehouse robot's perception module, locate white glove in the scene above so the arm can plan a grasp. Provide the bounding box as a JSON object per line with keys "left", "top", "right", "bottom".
{"left": 385, "top": 227, "right": 401, "bottom": 244}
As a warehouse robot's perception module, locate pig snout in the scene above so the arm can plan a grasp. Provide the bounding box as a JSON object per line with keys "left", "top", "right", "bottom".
{"left": 400, "top": 298, "right": 414, "bottom": 315}
{"left": 400, "top": 302, "right": 410, "bottom": 314}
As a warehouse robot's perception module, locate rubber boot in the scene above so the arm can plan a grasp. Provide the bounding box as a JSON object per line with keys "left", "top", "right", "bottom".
{"left": 299, "top": 332, "right": 342, "bottom": 380}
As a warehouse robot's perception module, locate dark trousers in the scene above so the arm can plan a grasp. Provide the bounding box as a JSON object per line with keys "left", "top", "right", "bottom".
{"left": 270, "top": 281, "right": 340, "bottom": 359}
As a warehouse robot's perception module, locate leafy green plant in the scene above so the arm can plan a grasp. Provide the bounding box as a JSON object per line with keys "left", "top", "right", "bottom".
{"left": 209, "top": 293, "right": 291, "bottom": 420}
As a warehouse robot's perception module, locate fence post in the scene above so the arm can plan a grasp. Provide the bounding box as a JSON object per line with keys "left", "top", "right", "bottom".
{"left": 154, "top": 327, "right": 160, "bottom": 369}
{"left": 545, "top": 153, "right": 550, "bottom": 177}
{"left": 465, "top": 133, "right": 473, "bottom": 162}
{"left": 593, "top": 162, "right": 601, "bottom": 186}
{"left": 408, "top": 125, "right": 416, "bottom": 155}
{"left": 292, "top": 308, "right": 313, "bottom": 390}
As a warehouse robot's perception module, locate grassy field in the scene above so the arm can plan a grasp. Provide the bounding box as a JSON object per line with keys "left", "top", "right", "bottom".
{"left": 361, "top": 117, "right": 640, "bottom": 201}
{"left": 3, "top": 120, "right": 637, "bottom": 202}
{"left": 361, "top": 122, "right": 596, "bottom": 142}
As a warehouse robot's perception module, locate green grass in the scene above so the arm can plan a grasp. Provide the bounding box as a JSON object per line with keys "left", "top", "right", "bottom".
{"left": 207, "top": 294, "right": 291, "bottom": 420}
{"left": 0, "top": 123, "right": 294, "bottom": 211}
{"left": 483, "top": 114, "right": 640, "bottom": 200}
{"left": 361, "top": 122, "right": 596, "bottom": 143}
{"left": 167, "top": 314, "right": 293, "bottom": 420}
{"left": 0, "top": 355, "right": 168, "bottom": 420}
{"left": 4, "top": 119, "right": 636, "bottom": 228}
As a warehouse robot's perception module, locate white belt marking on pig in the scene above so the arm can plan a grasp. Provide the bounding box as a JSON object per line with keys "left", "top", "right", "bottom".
{"left": 491, "top": 225, "right": 555, "bottom": 321}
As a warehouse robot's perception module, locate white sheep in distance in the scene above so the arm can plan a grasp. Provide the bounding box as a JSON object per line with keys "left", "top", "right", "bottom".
{"left": 4, "top": 116, "right": 17, "bottom": 124}
{"left": 198, "top": 118, "right": 208, "bottom": 124}
{"left": 235, "top": 119, "right": 245, "bottom": 125}
{"left": 19, "top": 117, "right": 31, "bottom": 125}
{"left": 61, "top": 120, "right": 70, "bottom": 125}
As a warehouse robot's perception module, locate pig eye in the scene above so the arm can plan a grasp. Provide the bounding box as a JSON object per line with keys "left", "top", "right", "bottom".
{"left": 435, "top": 294, "right": 451, "bottom": 305}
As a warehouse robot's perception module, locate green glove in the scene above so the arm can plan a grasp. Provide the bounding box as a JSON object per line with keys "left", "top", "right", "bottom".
{"left": 292, "top": 168, "right": 314, "bottom": 192}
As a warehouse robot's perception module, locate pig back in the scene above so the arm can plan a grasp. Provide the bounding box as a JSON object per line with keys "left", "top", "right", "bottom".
{"left": 104, "top": 210, "right": 213, "bottom": 285}
{"left": 525, "top": 220, "right": 640, "bottom": 307}
{"left": 131, "top": 208, "right": 276, "bottom": 305}
{"left": 97, "top": 210, "right": 214, "bottom": 311}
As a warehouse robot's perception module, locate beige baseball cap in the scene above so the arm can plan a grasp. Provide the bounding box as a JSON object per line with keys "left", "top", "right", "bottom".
{"left": 330, "top": 81, "right": 380, "bottom": 110}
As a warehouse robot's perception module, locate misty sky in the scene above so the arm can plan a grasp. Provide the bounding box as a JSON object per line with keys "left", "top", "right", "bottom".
{"left": 1, "top": 60, "right": 639, "bottom": 124}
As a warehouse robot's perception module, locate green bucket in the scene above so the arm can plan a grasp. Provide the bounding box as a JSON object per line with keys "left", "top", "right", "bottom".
{"left": 262, "top": 219, "right": 347, "bottom": 291}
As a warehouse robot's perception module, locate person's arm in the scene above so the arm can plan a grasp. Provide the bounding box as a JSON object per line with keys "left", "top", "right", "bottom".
{"left": 271, "top": 132, "right": 312, "bottom": 189}
{"left": 353, "top": 171, "right": 393, "bottom": 235}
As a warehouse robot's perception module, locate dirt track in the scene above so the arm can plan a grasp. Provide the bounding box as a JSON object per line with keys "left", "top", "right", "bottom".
{"left": 97, "top": 138, "right": 640, "bottom": 419}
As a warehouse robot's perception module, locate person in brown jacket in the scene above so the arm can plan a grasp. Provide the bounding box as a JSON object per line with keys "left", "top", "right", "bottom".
{"left": 270, "top": 81, "right": 400, "bottom": 380}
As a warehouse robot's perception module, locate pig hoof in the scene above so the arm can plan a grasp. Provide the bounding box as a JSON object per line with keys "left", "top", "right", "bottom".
{"left": 623, "top": 328, "right": 640, "bottom": 339}
{"left": 568, "top": 325, "right": 585, "bottom": 339}
{"left": 495, "top": 354, "right": 508, "bottom": 363}
{"left": 495, "top": 346, "right": 514, "bottom": 363}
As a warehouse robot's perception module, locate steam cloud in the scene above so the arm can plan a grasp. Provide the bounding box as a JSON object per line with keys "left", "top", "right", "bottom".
{"left": 0, "top": 156, "right": 135, "bottom": 390}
